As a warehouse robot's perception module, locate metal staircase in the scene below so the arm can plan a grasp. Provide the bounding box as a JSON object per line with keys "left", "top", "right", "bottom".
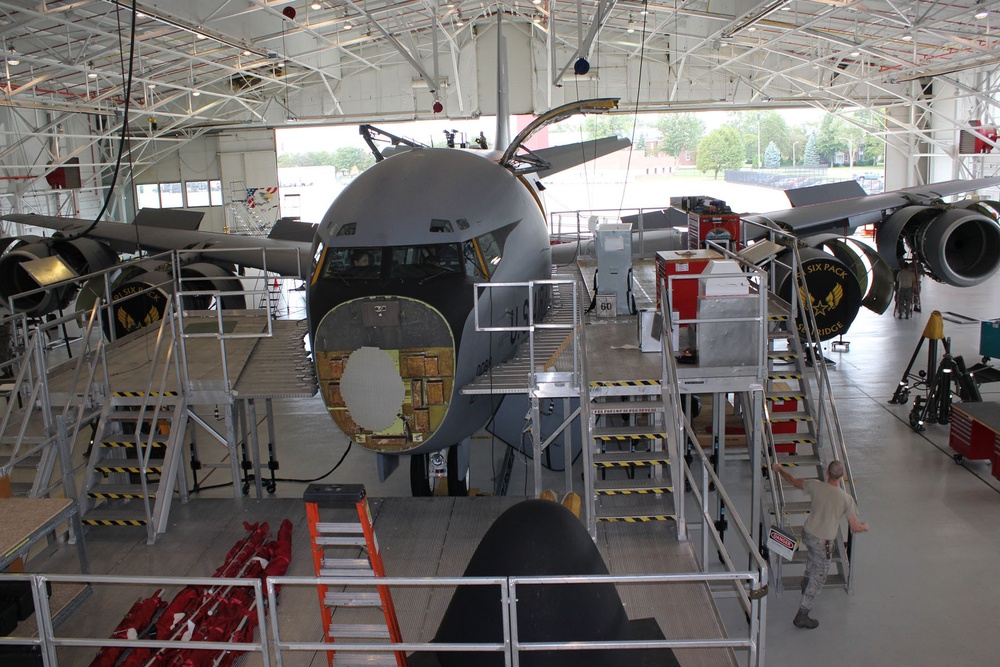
{"left": 758, "top": 245, "right": 859, "bottom": 594}
{"left": 0, "top": 305, "right": 106, "bottom": 501}
{"left": 587, "top": 384, "right": 676, "bottom": 523}
{"left": 76, "top": 298, "right": 190, "bottom": 544}
{"left": 79, "top": 391, "right": 188, "bottom": 536}
{"left": 227, "top": 181, "right": 276, "bottom": 236}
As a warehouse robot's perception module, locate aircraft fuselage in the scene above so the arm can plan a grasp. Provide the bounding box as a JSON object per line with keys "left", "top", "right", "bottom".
{"left": 307, "top": 147, "right": 552, "bottom": 456}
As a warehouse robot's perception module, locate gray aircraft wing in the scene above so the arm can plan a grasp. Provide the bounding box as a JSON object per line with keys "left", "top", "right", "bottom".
{"left": 746, "top": 176, "right": 1000, "bottom": 237}
{"left": 2, "top": 213, "right": 314, "bottom": 279}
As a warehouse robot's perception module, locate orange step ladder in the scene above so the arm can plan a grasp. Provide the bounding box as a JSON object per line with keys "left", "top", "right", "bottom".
{"left": 304, "top": 483, "right": 406, "bottom": 667}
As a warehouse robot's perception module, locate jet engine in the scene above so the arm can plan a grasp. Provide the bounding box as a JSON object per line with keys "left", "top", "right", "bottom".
{"left": 0, "top": 235, "right": 118, "bottom": 316}
{"left": 773, "top": 247, "right": 864, "bottom": 341}
{"left": 877, "top": 199, "right": 1000, "bottom": 287}
{"left": 105, "top": 260, "right": 247, "bottom": 339}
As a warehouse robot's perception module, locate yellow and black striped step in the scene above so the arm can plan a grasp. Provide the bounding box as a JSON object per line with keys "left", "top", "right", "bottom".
{"left": 93, "top": 466, "right": 162, "bottom": 474}
{"left": 767, "top": 373, "right": 803, "bottom": 381}
{"left": 766, "top": 394, "right": 805, "bottom": 402}
{"left": 772, "top": 435, "right": 817, "bottom": 445}
{"left": 112, "top": 391, "right": 179, "bottom": 398}
{"left": 100, "top": 441, "right": 167, "bottom": 449}
{"left": 590, "top": 380, "right": 661, "bottom": 388}
{"left": 595, "top": 485, "right": 672, "bottom": 496}
{"left": 88, "top": 485, "right": 156, "bottom": 499}
{"left": 769, "top": 414, "right": 813, "bottom": 423}
{"left": 83, "top": 518, "right": 148, "bottom": 527}
{"left": 593, "top": 451, "right": 670, "bottom": 467}
{"left": 597, "top": 514, "right": 676, "bottom": 523}
{"left": 767, "top": 352, "right": 798, "bottom": 361}
{"left": 88, "top": 492, "right": 154, "bottom": 499}
{"left": 594, "top": 432, "right": 668, "bottom": 442}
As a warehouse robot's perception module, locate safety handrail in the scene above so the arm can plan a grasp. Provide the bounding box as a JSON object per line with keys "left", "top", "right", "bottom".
{"left": 785, "top": 243, "right": 857, "bottom": 502}
{"left": 657, "top": 275, "right": 769, "bottom": 648}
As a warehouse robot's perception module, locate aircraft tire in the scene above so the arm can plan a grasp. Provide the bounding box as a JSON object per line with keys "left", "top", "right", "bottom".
{"left": 410, "top": 454, "right": 433, "bottom": 497}
{"left": 447, "top": 446, "right": 469, "bottom": 497}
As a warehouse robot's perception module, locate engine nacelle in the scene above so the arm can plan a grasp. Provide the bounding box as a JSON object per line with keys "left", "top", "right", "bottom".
{"left": 773, "top": 247, "right": 863, "bottom": 341}
{"left": 877, "top": 200, "right": 1000, "bottom": 287}
{"left": 0, "top": 236, "right": 117, "bottom": 316}
{"left": 105, "top": 260, "right": 248, "bottom": 339}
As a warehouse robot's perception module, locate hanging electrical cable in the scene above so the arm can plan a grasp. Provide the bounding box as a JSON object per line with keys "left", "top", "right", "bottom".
{"left": 61, "top": 0, "right": 138, "bottom": 243}
{"left": 616, "top": 0, "right": 650, "bottom": 216}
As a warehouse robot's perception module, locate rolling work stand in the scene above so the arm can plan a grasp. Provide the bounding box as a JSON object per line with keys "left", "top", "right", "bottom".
{"left": 304, "top": 483, "right": 406, "bottom": 667}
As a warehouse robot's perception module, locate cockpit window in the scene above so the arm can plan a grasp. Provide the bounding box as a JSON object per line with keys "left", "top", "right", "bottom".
{"left": 320, "top": 225, "right": 517, "bottom": 284}
{"left": 389, "top": 243, "right": 463, "bottom": 279}
{"left": 322, "top": 247, "right": 382, "bottom": 280}
{"left": 430, "top": 219, "right": 453, "bottom": 233}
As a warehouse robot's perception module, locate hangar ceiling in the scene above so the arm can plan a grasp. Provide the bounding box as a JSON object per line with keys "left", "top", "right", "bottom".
{"left": 0, "top": 1, "right": 998, "bottom": 186}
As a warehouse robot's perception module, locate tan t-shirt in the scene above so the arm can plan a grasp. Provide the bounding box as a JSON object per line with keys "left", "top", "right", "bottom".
{"left": 802, "top": 479, "right": 857, "bottom": 540}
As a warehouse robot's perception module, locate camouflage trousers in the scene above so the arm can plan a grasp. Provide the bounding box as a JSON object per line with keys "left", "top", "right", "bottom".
{"left": 800, "top": 529, "right": 831, "bottom": 611}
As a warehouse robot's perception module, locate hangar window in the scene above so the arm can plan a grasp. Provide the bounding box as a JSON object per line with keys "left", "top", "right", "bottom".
{"left": 136, "top": 183, "right": 161, "bottom": 209}
{"left": 186, "top": 181, "right": 211, "bottom": 207}
{"left": 160, "top": 182, "right": 184, "bottom": 208}
{"left": 209, "top": 180, "right": 224, "bottom": 206}
{"left": 137, "top": 180, "right": 224, "bottom": 209}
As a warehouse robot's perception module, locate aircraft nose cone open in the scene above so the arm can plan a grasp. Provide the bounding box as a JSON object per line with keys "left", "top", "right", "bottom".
{"left": 340, "top": 347, "right": 406, "bottom": 432}
{"left": 314, "top": 296, "right": 456, "bottom": 454}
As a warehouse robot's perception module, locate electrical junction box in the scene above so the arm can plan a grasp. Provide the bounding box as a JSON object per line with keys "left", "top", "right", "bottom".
{"left": 595, "top": 223, "right": 633, "bottom": 315}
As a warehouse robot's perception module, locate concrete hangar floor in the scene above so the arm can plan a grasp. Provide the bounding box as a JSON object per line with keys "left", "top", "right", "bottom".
{"left": 30, "top": 273, "right": 1000, "bottom": 667}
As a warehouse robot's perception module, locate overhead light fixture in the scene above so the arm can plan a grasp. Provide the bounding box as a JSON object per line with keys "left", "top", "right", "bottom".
{"left": 147, "top": 82, "right": 157, "bottom": 89}
{"left": 640, "top": 9, "right": 649, "bottom": 15}
{"left": 192, "top": 90, "right": 201, "bottom": 96}
{"left": 87, "top": 60, "right": 98, "bottom": 78}
{"left": 902, "top": 34, "right": 913, "bottom": 41}
{"left": 976, "top": 10, "right": 989, "bottom": 20}
{"left": 311, "top": 2, "right": 322, "bottom": 9}
{"left": 455, "top": 14, "right": 464, "bottom": 26}
{"left": 533, "top": 0, "right": 541, "bottom": 4}
{"left": 748, "top": 26, "right": 756, "bottom": 32}
{"left": 344, "top": 21, "right": 352, "bottom": 29}
{"left": 6, "top": 46, "right": 19, "bottom": 66}
{"left": 627, "top": 14, "right": 635, "bottom": 33}
{"left": 243, "top": 49, "right": 252, "bottom": 56}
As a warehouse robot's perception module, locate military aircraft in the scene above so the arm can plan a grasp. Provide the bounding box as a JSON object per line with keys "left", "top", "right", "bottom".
{"left": 0, "top": 98, "right": 629, "bottom": 497}
{"left": 744, "top": 176, "right": 1000, "bottom": 339}
{"left": 553, "top": 176, "right": 1000, "bottom": 341}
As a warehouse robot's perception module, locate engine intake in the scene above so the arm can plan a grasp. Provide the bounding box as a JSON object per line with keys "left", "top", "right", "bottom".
{"left": 0, "top": 237, "right": 117, "bottom": 316}
{"left": 877, "top": 200, "right": 1000, "bottom": 287}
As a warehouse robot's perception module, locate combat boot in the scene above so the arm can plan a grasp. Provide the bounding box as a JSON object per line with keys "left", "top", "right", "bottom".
{"left": 793, "top": 608, "right": 819, "bottom": 629}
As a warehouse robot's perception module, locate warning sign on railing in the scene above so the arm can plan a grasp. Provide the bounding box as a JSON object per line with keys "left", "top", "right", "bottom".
{"left": 768, "top": 525, "right": 798, "bottom": 561}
